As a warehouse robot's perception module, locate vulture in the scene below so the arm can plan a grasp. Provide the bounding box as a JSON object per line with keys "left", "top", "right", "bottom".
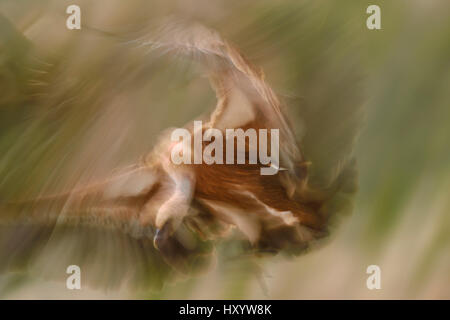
{"left": 0, "top": 15, "right": 359, "bottom": 291}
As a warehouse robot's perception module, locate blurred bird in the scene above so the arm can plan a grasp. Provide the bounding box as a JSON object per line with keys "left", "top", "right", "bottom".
{"left": 0, "top": 16, "right": 358, "bottom": 291}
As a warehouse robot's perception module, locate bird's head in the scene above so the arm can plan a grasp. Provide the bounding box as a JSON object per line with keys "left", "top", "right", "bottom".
{"left": 153, "top": 177, "right": 193, "bottom": 250}
{"left": 153, "top": 207, "right": 186, "bottom": 250}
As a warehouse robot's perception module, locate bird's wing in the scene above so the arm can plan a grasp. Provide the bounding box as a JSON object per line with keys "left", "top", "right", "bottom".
{"left": 130, "top": 20, "right": 305, "bottom": 191}
{"left": 2, "top": 164, "right": 159, "bottom": 229}
{"left": 0, "top": 164, "right": 162, "bottom": 290}
{"left": 133, "top": 20, "right": 360, "bottom": 248}
{"left": 0, "top": 161, "right": 215, "bottom": 290}
{"left": 0, "top": 15, "right": 220, "bottom": 291}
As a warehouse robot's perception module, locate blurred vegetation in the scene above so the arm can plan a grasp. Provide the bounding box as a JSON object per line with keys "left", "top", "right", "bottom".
{"left": 0, "top": 0, "right": 449, "bottom": 299}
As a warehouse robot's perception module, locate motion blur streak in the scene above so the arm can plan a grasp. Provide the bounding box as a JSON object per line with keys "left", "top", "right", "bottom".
{"left": 0, "top": 0, "right": 449, "bottom": 299}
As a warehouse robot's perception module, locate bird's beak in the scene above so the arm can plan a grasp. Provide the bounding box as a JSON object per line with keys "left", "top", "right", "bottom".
{"left": 153, "top": 224, "right": 171, "bottom": 251}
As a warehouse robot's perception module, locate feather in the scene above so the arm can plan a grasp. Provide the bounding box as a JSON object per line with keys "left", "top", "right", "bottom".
{"left": 0, "top": 17, "right": 358, "bottom": 291}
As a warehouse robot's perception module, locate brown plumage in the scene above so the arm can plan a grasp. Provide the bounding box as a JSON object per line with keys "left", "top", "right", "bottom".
{"left": 0, "top": 19, "right": 356, "bottom": 290}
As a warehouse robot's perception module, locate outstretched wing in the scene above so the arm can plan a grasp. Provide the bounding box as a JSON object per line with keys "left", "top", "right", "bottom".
{"left": 131, "top": 19, "right": 306, "bottom": 194}
{"left": 0, "top": 14, "right": 360, "bottom": 293}
{"left": 0, "top": 164, "right": 162, "bottom": 290}
{"left": 2, "top": 164, "right": 159, "bottom": 229}
{"left": 0, "top": 16, "right": 217, "bottom": 292}
{"left": 130, "top": 20, "right": 359, "bottom": 252}
{"left": 0, "top": 160, "right": 215, "bottom": 290}
{"left": 126, "top": 21, "right": 326, "bottom": 250}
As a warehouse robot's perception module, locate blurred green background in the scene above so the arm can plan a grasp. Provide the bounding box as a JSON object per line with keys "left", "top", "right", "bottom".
{"left": 0, "top": 0, "right": 449, "bottom": 299}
